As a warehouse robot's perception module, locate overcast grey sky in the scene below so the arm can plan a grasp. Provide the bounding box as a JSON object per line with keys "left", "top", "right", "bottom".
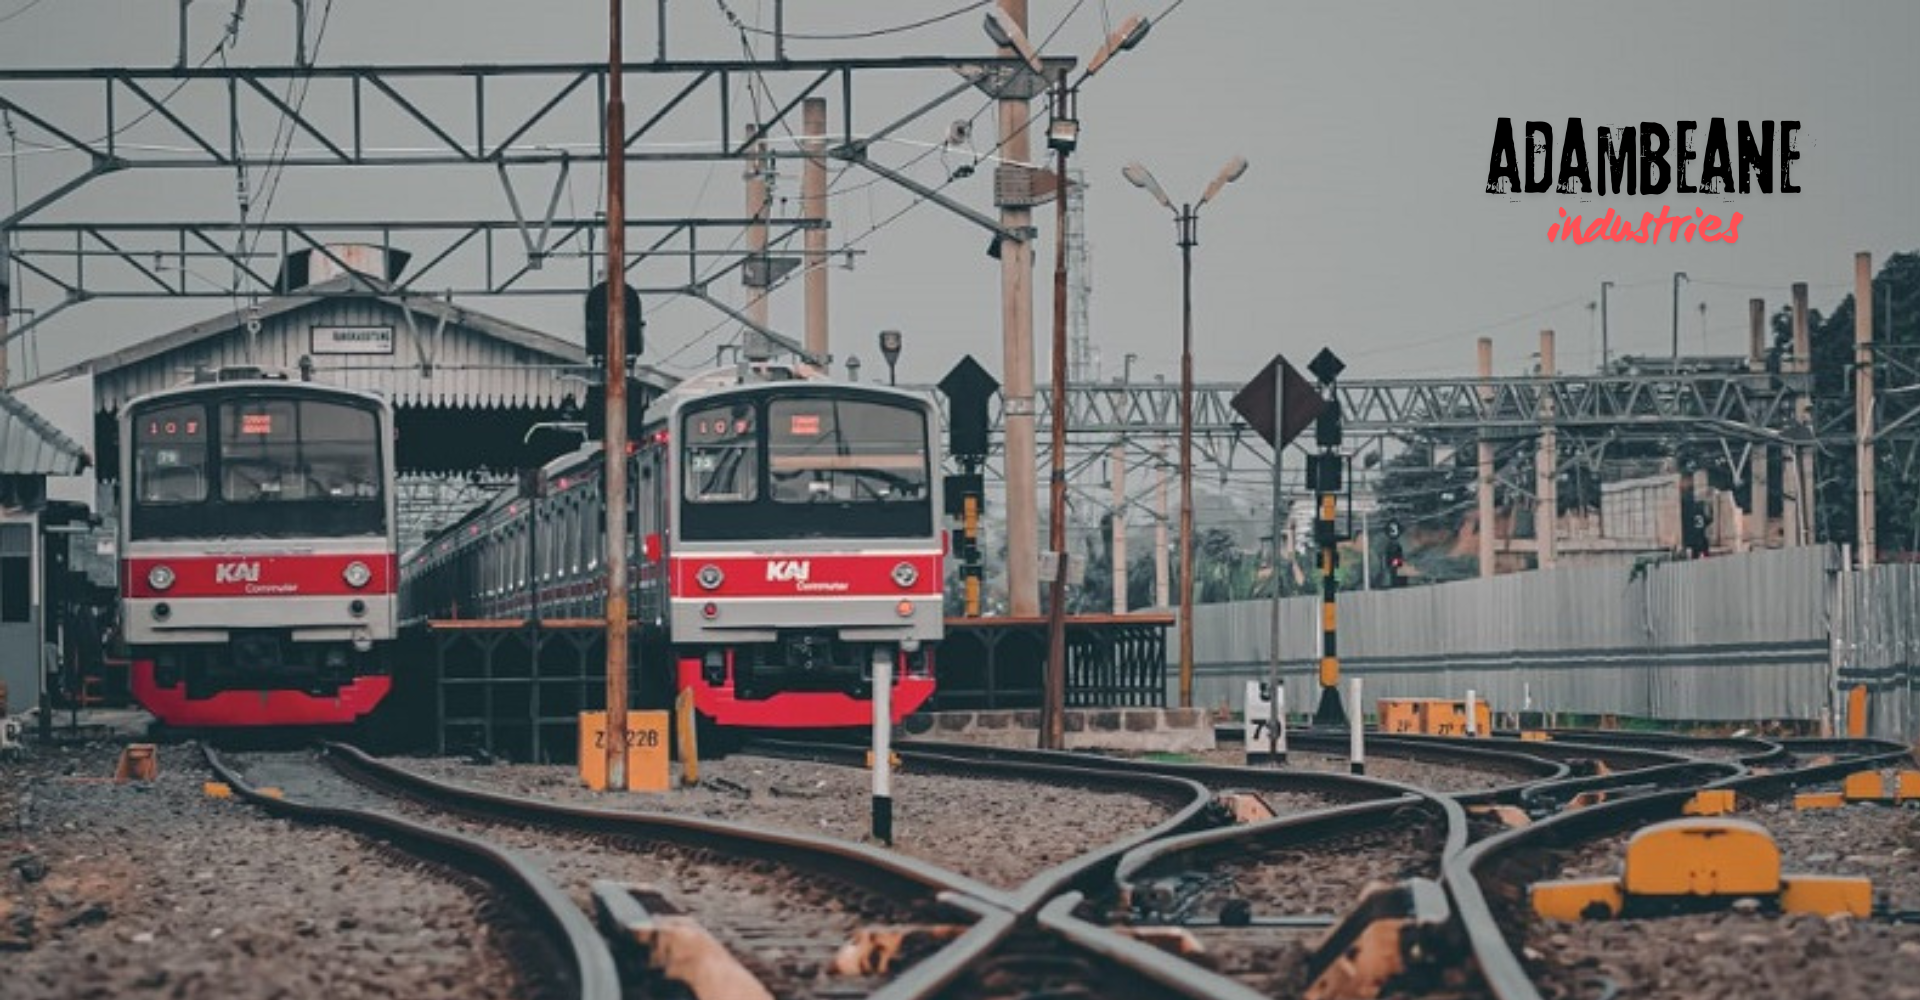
{"left": 3, "top": 0, "right": 1916, "bottom": 393}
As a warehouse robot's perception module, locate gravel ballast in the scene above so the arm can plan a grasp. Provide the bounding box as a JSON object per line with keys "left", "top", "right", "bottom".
{"left": 398, "top": 752, "right": 1177, "bottom": 891}
{"left": 1, "top": 740, "right": 526, "bottom": 1000}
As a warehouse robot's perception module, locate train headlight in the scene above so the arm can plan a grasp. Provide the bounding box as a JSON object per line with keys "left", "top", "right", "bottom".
{"left": 147, "top": 565, "right": 175, "bottom": 592}
{"left": 896, "top": 600, "right": 915, "bottom": 617}
{"left": 343, "top": 561, "right": 373, "bottom": 589}
{"left": 891, "top": 561, "right": 919, "bottom": 588}
{"left": 696, "top": 564, "right": 725, "bottom": 591}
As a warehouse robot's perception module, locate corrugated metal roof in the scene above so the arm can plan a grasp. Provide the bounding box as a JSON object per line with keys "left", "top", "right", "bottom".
{"left": 18, "top": 276, "right": 676, "bottom": 412}
{"left": 0, "top": 388, "right": 90, "bottom": 476}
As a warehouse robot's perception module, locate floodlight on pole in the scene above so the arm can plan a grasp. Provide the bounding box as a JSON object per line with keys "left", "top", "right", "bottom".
{"left": 1199, "top": 156, "right": 1250, "bottom": 205}
{"left": 1123, "top": 163, "right": 1172, "bottom": 209}
{"left": 982, "top": 9, "right": 1045, "bottom": 75}
{"left": 1084, "top": 14, "right": 1151, "bottom": 78}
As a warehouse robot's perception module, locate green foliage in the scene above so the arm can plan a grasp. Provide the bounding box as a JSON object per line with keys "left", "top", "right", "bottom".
{"left": 1787, "top": 251, "right": 1920, "bottom": 556}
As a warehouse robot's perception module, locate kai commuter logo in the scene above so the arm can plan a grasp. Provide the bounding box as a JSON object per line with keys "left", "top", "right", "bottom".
{"left": 214, "top": 561, "right": 261, "bottom": 584}
{"left": 766, "top": 560, "right": 812, "bottom": 584}
{"left": 1485, "top": 117, "right": 1804, "bottom": 245}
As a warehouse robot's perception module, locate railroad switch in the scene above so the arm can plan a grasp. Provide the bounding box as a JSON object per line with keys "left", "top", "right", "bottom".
{"left": 1304, "top": 879, "right": 1459, "bottom": 1000}
{"left": 831, "top": 925, "right": 967, "bottom": 976}
{"left": 114, "top": 744, "right": 158, "bottom": 783}
{"left": 1215, "top": 792, "right": 1278, "bottom": 824}
{"left": 1681, "top": 790, "right": 1737, "bottom": 816}
{"left": 1531, "top": 818, "right": 1873, "bottom": 922}
{"left": 202, "top": 782, "right": 233, "bottom": 799}
{"left": 1468, "top": 804, "right": 1531, "bottom": 829}
{"left": 1793, "top": 770, "right": 1920, "bottom": 810}
{"left": 592, "top": 880, "right": 774, "bottom": 1000}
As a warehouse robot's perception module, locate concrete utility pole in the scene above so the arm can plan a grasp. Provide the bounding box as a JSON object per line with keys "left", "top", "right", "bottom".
{"left": 1111, "top": 441, "right": 1127, "bottom": 612}
{"left": 1477, "top": 337, "right": 1497, "bottom": 577}
{"left": 745, "top": 130, "right": 772, "bottom": 334}
{"left": 1747, "top": 299, "right": 1770, "bottom": 551}
{"left": 995, "top": 0, "right": 1041, "bottom": 618}
{"left": 1855, "top": 251, "right": 1876, "bottom": 568}
{"left": 601, "top": 0, "right": 631, "bottom": 791}
{"left": 1791, "top": 282, "right": 1815, "bottom": 546}
{"left": 1536, "top": 329, "right": 1557, "bottom": 569}
{"left": 801, "top": 98, "right": 830, "bottom": 362}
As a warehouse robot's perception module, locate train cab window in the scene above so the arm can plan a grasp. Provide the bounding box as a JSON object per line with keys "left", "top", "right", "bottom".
{"left": 132, "top": 403, "right": 209, "bottom": 503}
{"left": 220, "top": 399, "right": 381, "bottom": 503}
{"left": 768, "top": 399, "right": 928, "bottom": 504}
{"left": 683, "top": 402, "right": 758, "bottom": 503}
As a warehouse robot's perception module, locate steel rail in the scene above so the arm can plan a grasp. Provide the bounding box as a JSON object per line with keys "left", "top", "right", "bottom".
{"left": 1111, "top": 794, "right": 1432, "bottom": 903}
{"left": 1524, "top": 728, "right": 1788, "bottom": 765}
{"left": 320, "top": 741, "right": 1003, "bottom": 906}
{"left": 739, "top": 739, "right": 1217, "bottom": 912}
{"left": 201, "top": 745, "right": 621, "bottom": 1000}
{"left": 1266, "top": 730, "right": 1568, "bottom": 803}
{"left": 1446, "top": 739, "right": 1915, "bottom": 1000}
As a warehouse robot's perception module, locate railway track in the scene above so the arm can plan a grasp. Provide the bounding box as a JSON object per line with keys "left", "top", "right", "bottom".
{"left": 1448, "top": 736, "right": 1916, "bottom": 1000}
{"left": 213, "top": 742, "right": 1269, "bottom": 1000}
{"left": 188, "top": 726, "right": 1912, "bottom": 999}
{"left": 201, "top": 744, "right": 620, "bottom": 1000}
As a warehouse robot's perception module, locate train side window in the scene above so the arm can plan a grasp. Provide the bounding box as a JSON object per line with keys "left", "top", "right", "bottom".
{"left": 132, "top": 402, "right": 209, "bottom": 503}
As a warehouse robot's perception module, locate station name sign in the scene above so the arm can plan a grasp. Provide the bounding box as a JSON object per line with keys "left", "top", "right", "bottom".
{"left": 310, "top": 325, "right": 396, "bottom": 355}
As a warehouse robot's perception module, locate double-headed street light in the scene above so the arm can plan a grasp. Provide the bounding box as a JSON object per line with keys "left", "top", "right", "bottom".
{"left": 1122, "top": 155, "right": 1249, "bottom": 709}
{"left": 990, "top": 8, "right": 1151, "bottom": 751}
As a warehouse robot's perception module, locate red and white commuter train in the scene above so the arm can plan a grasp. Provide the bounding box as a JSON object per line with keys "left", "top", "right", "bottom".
{"left": 402, "top": 362, "right": 943, "bottom": 729}
{"left": 119, "top": 368, "right": 399, "bottom": 726}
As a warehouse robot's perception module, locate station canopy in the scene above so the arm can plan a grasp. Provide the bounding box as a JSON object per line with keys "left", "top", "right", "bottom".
{"left": 25, "top": 274, "right": 674, "bottom": 481}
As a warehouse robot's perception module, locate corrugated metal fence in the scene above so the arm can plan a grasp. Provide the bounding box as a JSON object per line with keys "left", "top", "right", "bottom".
{"left": 1189, "top": 546, "right": 1853, "bottom": 727}
{"left": 1838, "top": 561, "right": 1920, "bottom": 743}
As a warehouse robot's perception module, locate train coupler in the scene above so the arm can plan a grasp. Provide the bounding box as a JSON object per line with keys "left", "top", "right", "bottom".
{"left": 1793, "top": 770, "right": 1920, "bottom": 810}
{"left": 1531, "top": 817, "right": 1873, "bottom": 922}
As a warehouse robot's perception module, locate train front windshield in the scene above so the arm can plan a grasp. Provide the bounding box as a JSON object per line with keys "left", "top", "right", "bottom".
{"left": 681, "top": 394, "right": 932, "bottom": 541}
{"left": 129, "top": 394, "right": 386, "bottom": 540}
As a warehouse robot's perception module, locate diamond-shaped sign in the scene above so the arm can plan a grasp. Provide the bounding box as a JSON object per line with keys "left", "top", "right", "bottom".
{"left": 1231, "top": 355, "right": 1326, "bottom": 448}
{"left": 1307, "top": 347, "right": 1347, "bottom": 385}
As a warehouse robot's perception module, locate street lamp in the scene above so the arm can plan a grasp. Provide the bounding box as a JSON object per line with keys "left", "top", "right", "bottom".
{"left": 993, "top": 9, "right": 1152, "bottom": 750}
{"left": 878, "top": 329, "right": 902, "bottom": 385}
{"left": 1123, "top": 154, "right": 1249, "bottom": 710}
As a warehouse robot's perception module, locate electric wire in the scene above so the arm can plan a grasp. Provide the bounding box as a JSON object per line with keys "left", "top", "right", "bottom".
{"left": 717, "top": 0, "right": 992, "bottom": 41}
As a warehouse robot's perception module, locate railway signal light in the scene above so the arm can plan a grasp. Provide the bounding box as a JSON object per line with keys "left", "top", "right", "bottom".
{"left": 1384, "top": 538, "right": 1406, "bottom": 588}
{"left": 585, "top": 280, "right": 643, "bottom": 364}
{"left": 938, "top": 355, "right": 999, "bottom": 461}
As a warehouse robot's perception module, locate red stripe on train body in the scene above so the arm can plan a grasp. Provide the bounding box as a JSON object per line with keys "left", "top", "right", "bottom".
{"left": 123, "top": 553, "right": 396, "bottom": 599}
{"left": 668, "top": 552, "right": 942, "bottom": 599}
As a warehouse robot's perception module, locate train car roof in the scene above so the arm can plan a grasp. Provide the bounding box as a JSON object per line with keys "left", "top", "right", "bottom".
{"left": 123, "top": 370, "right": 393, "bottom": 412}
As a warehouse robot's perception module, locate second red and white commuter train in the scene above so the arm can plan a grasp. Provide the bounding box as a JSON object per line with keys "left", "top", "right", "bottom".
{"left": 403, "top": 362, "right": 944, "bottom": 728}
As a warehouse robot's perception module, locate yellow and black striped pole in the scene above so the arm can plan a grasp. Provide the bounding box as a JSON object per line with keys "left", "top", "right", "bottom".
{"left": 1307, "top": 346, "right": 1348, "bottom": 727}
{"left": 1314, "top": 477, "right": 1346, "bottom": 725}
